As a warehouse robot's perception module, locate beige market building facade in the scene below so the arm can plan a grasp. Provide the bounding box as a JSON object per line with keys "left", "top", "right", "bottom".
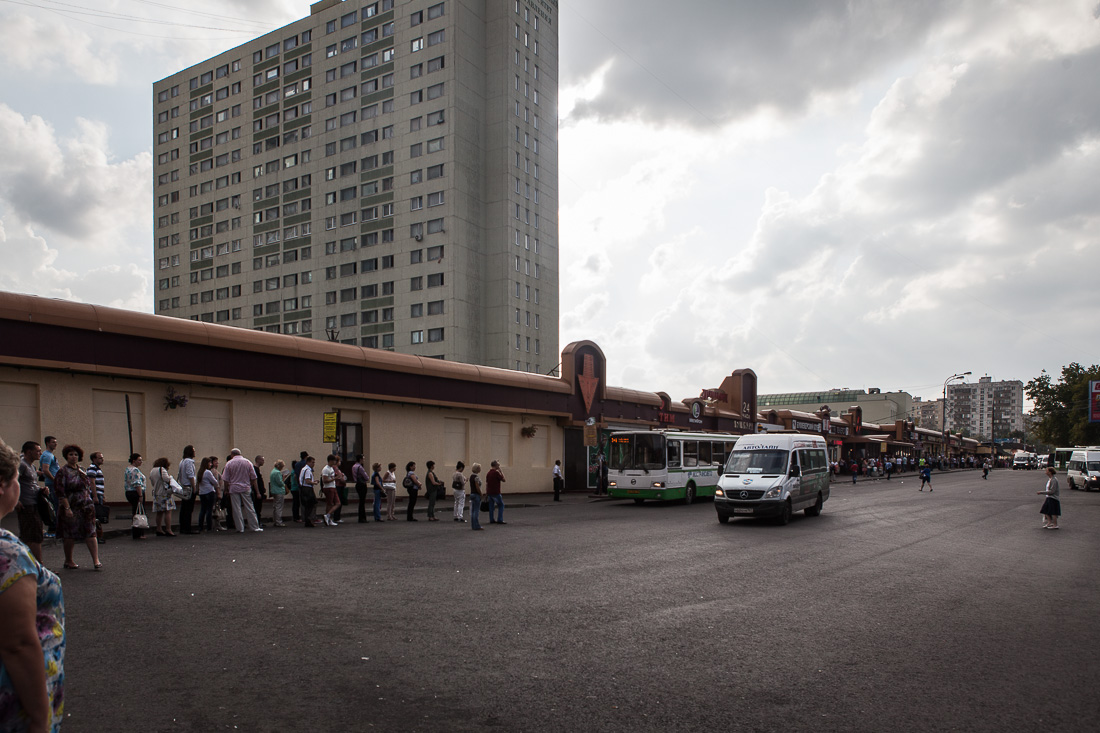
{"left": 0, "top": 293, "right": 761, "bottom": 501}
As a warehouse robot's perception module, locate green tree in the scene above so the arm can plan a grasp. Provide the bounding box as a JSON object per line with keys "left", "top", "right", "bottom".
{"left": 1025, "top": 363, "right": 1100, "bottom": 447}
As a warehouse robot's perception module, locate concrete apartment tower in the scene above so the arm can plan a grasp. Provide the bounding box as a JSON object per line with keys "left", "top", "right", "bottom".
{"left": 152, "top": 0, "right": 559, "bottom": 373}
{"left": 946, "top": 376, "right": 1024, "bottom": 440}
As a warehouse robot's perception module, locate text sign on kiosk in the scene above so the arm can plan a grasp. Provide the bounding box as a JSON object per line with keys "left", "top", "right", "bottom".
{"left": 322, "top": 411, "right": 340, "bottom": 443}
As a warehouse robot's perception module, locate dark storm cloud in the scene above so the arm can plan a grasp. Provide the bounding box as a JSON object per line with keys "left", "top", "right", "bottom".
{"left": 877, "top": 46, "right": 1100, "bottom": 220}
{"left": 562, "top": 0, "right": 950, "bottom": 126}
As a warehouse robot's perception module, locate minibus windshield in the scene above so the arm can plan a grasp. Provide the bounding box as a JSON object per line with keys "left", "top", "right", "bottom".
{"left": 725, "top": 449, "right": 788, "bottom": 474}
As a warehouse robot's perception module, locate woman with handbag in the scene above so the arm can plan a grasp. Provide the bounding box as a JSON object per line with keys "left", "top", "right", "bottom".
{"left": 196, "top": 456, "right": 219, "bottom": 532}
{"left": 404, "top": 461, "right": 422, "bottom": 522}
{"left": 149, "top": 457, "right": 176, "bottom": 537}
{"left": 55, "top": 444, "right": 102, "bottom": 570}
{"left": 124, "top": 453, "right": 147, "bottom": 540}
{"left": 468, "top": 463, "right": 483, "bottom": 530}
{"left": 382, "top": 462, "right": 398, "bottom": 521}
{"left": 424, "top": 461, "right": 443, "bottom": 521}
{"left": 1038, "top": 466, "right": 1061, "bottom": 530}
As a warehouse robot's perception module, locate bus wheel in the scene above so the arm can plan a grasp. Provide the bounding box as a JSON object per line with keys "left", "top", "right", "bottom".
{"left": 805, "top": 493, "right": 823, "bottom": 517}
{"left": 633, "top": 498, "right": 645, "bottom": 505}
{"left": 684, "top": 484, "right": 696, "bottom": 505}
{"left": 1068, "top": 479, "right": 1076, "bottom": 490}
{"left": 776, "top": 500, "right": 792, "bottom": 526}
{"left": 718, "top": 513, "right": 730, "bottom": 524}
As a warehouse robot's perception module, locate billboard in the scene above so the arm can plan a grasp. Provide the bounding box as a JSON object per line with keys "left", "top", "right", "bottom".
{"left": 1091, "top": 380, "right": 1100, "bottom": 423}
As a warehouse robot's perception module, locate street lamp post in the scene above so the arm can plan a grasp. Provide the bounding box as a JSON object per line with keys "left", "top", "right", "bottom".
{"left": 943, "top": 372, "right": 972, "bottom": 463}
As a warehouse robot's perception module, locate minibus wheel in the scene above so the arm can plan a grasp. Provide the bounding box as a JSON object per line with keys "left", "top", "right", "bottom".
{"left": 805, "top": 493, "right": 823, "bottom": 517}
{"left": 684, "top": 483, "right": 696, "bottom": 505}
{"left": 717, "top": 513, "right": 729, "bottom": 524}
{"left": 776, "top": 500, "right": 792, "bottom": 525}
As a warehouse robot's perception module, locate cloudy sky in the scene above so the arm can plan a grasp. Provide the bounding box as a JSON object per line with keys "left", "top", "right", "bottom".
{"left": 1, "top": 0, "right": 1099, "bottom": 405}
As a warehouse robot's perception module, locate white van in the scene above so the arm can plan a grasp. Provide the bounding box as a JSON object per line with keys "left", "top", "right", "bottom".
{"left": 1012, "top": 452, "right": 1032, "bottom": 470}
{"left": 714, "top": 433, "right": 830, "bottom": 525}
{"left": 1067, "top": 449, "right": 1100, "bottom": 491}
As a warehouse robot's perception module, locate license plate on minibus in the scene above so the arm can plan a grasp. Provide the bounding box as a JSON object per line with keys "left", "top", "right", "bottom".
{"left": 627, "top": 489, "right": 639, "bottom": 494}
{"left": 733, "top": 508, "right": 753, "bottom": 514}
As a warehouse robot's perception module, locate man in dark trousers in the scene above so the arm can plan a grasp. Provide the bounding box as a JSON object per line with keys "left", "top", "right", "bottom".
{"left": 290, "top": 450, "right": 308, "bottom": 522}
{"left": 252, "top": 455, "right": 266, "bottom": 524}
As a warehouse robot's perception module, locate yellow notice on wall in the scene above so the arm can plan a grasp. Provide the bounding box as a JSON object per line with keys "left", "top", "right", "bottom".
{"left": 322, "top": 411, "right": 340, "bottom": 443}
{"left": 583, "top": 425, "right": 598, "bottom": 447}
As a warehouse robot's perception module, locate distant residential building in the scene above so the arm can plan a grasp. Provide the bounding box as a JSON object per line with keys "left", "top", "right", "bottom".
{"left": 758, "top": 387, "right": 913, "bottom": 425}
{"left": 945, "top": 376, "right": 1023, "bottom": 440}
{"left": 913, "top": 397, "right": 942, "bottom": 430}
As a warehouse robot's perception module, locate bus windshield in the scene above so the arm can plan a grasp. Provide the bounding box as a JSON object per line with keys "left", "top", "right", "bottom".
{"left": 725, "top": 449, "right": 788, "bottom": 474}
{"left": 609, "top": 434, "right": 666, "bottom": 472}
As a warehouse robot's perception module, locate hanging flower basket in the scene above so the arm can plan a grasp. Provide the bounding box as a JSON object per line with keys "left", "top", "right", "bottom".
{"left": 164, "top": 386, "right": 189, "bottom": 410}
{"left": 520, "top": 425, "right": 538, "bottom": 438}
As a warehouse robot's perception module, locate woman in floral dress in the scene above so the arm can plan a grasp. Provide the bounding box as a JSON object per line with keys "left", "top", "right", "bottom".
{"left": 148, "top": 458, "right": 176, "bottom": 537}
{"left": 55, "top": 445, "right": 101, "bottom": 571}
{"left": 0, "top": 437, "right": 66, "bottom": 732}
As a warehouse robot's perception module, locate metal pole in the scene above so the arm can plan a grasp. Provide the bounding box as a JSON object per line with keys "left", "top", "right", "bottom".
{"left": 125, "top": 394, "right": 134, "bottom": 457}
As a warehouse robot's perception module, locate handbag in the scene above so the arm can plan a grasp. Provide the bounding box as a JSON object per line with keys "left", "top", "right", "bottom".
{"left": 37, "top": 489, "right": 57, "bottom": 527}
{"left": 95, "top": 503, "right": 110, "bottom": 523}
{"left": 168, "top": 473, "right": 189, "bottom": 499}
{"left": 480, "top": 499, "right": 490, "bottom": 512}
{"left": 132, "top": 504, "right": 149, "bottom": 530}
{"left": 402, "top": 475, "right": 415, "bottom": 490}
{"left": 452, "top": 478, "right": 464, "bottom": 490}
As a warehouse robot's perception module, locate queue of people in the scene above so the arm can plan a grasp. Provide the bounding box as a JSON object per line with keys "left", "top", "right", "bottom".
{"left": 6, "top": 429, "right": 534, "bottom": 548}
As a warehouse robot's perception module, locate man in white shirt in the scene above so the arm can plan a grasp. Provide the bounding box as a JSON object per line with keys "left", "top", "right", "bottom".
{"left": 298, "top": 455, "right": 318, "bottom": 528}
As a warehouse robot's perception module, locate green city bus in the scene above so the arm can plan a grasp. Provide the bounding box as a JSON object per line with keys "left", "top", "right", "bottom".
{"left": 606, "top": 430, "right": 743, "bottom": 504}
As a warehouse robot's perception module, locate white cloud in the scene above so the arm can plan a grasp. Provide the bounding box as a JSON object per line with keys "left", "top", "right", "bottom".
{"left": 0, "top": 219, "right": 150, "bottom": 311}
{"left": 0, "top": 13, "right": 118, "bottom": 84}
{"left": 0, "top": 105, "right": 150, "bottom": 245}
{"left": 0, "top": 104, "right": 152, "bottom": 311}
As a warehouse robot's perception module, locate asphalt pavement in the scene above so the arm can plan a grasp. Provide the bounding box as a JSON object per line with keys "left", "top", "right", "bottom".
{"left": 20, "top": 469, "right": 1100, "bottom": 732}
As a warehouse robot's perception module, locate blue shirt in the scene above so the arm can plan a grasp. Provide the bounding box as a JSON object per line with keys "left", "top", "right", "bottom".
{"left": 41, "top": 450, "right": 59, "bottom": 490}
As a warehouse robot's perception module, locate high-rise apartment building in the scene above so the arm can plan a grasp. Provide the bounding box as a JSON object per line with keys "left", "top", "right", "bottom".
{"left": 152, "top": 0, "right": 558, "bottom": 373}
{"left": 945, "top": 376, "right": 1023, "bottom": 440}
